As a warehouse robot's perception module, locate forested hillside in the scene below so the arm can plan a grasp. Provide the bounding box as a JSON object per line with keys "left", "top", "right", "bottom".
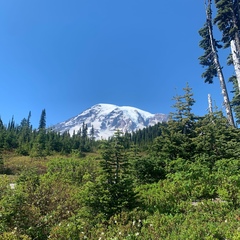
{"left": 1, "top": 82, "right": 240, "bottom": 239}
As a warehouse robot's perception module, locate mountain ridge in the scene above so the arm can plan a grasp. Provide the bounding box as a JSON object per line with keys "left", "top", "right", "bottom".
{"left": 52, "top": 103, "right": 168, "bottom": 139}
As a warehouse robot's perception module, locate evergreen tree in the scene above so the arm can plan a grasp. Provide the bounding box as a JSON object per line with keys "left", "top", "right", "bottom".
{"left": 32, "top": 109, "right": 47, "bottom": 156}
{"left": 38, "top": 109, "right": 46, "bottom": 130}
{"left": 80, "top": 122, "right": 90, "bottom": 151}
{"left": 151, "top": 84, "right": 197, "bottom": 161}
{"left": 92, "top": 130, "right": 137, "bottom": 218}
{"left": 18, "top": 117, "right": 31, "bottom": 155}
{"left": 199, "top": 0, "right": 235, "bottom": 126}
{"left": 192, "top": 111, "right": 240, "bottom": 168}
{"left": 182, "top": 83, "right": 196, "bottom": 119}
{"left": 0, "top": 117, "right": 6, "bottom": 150}
{"left": 7, "top": 116, "right": 15, "bottom": 131}
{"left": 170, "top": 83, "right": 197, "bottom": 134}
{"left": 229, "top": 75, "right": 240, "bottom": 124}
{"left": 0, "top": 155, "right": 3, "bottom": 174}
{"left": 170, "top": 93, "right": 184, "bottom": 121}
{"left": 214, "top": 0, "right": 240, "bottom": 49}
{"left": 101, "top": 131, "right": 129, "bottom": 184}
{"left": 31, "top": 130, "right": 46, "bottom": 157}
{"left": 214, "top": 0, "right": 240, "bottom": 92}
{"left": 0, "top": 117, "right": 4, "bottom": 130}
{"left": 90, "top": 125, "right": 95, "bottom": 142}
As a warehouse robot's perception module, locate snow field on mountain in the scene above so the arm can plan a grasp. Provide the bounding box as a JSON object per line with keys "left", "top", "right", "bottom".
{"left": 52, "top": 103, "right": 168, "bottom": 139}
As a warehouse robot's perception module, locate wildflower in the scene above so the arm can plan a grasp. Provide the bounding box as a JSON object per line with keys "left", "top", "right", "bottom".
{"left": 137, "top": 219, "right": 142, "bottom": 227}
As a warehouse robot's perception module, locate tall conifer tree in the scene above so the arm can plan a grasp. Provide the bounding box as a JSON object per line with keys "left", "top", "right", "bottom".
{"left": 199, "top": 0, "right": 235, "bottom": 126}
{"left": 214, "top": 0, "right": 240, "bottom": 91}
{"left": 39, "top": 109, "right": 46, "bottom": 130}
{"left": 98, "top": 130, "right": 137, "bottom": 217}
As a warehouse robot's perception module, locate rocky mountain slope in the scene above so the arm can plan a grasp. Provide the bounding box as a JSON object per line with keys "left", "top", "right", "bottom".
{"left": 52, "top": 103, "right": 168, "bottom": 139}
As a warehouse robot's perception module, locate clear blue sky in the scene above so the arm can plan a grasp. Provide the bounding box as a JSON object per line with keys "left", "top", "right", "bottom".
{"left": 0, "top": 0, "right": 236, "bottom": 128}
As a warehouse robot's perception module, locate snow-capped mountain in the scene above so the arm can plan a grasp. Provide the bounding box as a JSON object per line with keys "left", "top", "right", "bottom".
{"left": 52, "top": 104, "right": 168, "bottom": 140}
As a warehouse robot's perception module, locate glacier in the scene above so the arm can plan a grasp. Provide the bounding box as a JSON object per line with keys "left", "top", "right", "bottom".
{"left": 51, "top": 103, "right": 168, "bottom": 140}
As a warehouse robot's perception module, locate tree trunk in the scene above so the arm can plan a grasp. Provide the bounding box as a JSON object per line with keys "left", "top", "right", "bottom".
{"left": 206, "top": 0, "right": 235, "bottom": 126}
{"left": 231, "top": 39, "right": 240, "bottom": 92}
{"left": 208, "top": 93, "right": 213, "bottom": 113}
{"left": 231, "top": 0, "right": 240, "bottom": 91}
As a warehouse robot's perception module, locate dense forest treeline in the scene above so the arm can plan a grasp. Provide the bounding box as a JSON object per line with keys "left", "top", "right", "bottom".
{"left": 0, "top": 107, "right": 165, "bottom": 158}
{"left": 0, "top": 109, "right": 97, "bottom": 157}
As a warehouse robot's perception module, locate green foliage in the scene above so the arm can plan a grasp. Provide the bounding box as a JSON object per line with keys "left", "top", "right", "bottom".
{"left": 149, "top": 83, "right": 197, "bottom": 162}
{"left": 0, "top": 169, "right": 80, "bottom": 239}
{"left": 2, "top": 85, "right": 240, "bottom": 238}
{"left": 140, "top": 201, "right": 238, "bottom": 240}
{"left": 214, "top": 158, "right": 240, "bottom": 207}
{"left": 46, "top": 156, "right": 100, "bottom": 185}
{"left": 48, "top": 218, "right": 83, "bottom": 240}
{"left": 0, "top": 110, "right": 97, "bottom": 157}
{"left": 0, "top": 156, "right": 4, "bottom": 174}
{"left": 214, "top": 0, "right": 240, "bottom": 48}
{"left": 193, "top": 113, "right": 240, "bottom": 164}
{"left": 229, "top": 75, "right": 240, "bottom": 125}
{"left": 198, "top": 21, "right": 221, "bottom": 84}
{"left": 170, "top": 82, "right": 196, "bottom": 122}
{"left": 130, "top": 122, "right": 164, "bottom": 147}
{"left": 38, "top": 109, "right": 46, "bottom": 130}
{"left": 81, "top": 131, "right": 138, "bottom": 220}
{"left": 31, "top": 130, "right": 47, "bottom": 157}
{"left": 0, "top": 232, "right": 31, "bottom": 240}
{"left": 132, "top": 156, "right": 166, "bottom": 184}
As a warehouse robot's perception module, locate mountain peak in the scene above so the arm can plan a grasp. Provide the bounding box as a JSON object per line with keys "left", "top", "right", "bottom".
{"left": 52, "top": 104, "right": 168, "bottom": 139}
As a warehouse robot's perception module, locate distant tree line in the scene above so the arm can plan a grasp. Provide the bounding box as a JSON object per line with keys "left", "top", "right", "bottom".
{"left": 0, "top": 109, "right": 167, "bottom": 157}
{"left": 0, "top": 109, "right": 96, "bottom": 157}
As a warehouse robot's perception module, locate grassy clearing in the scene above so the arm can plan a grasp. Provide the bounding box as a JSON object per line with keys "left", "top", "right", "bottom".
{"left": 2, "top": 151, "right": 102, "bottom": 177}
{"left": 0, "top": 174, "right": 18, "bottom": 182}
{"left": 3, "top": 154, "right": 48, "bottom": 175}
